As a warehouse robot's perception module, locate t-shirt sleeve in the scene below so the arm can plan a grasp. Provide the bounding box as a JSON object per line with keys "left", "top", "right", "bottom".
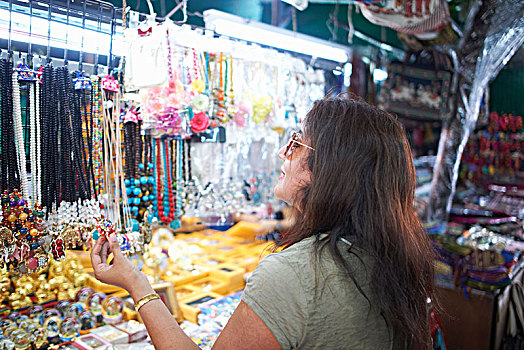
{"left": 241, "top": 253, "right": 308, "bottom": 349}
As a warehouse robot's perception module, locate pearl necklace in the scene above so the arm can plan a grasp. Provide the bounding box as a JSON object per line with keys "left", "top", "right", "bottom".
{"left": 12, "top": 72, "right": 30, "bottom": 206}
{"left": 29, "top": 81, "right": 42, "bottom": 205}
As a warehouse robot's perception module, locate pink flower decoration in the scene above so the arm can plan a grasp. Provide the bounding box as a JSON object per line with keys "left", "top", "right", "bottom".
{"left": 190, "top": 112, "right": 210, "bottom": 133}
{"left": 157, "top": 107, "right": 182, "bottom": 135}
{"left": 123, "top": 111, "right": 138, "bottom": 123}
{"left": 151, "top": 100, "right": 164, "bottom": 112}
{"left": 167, "top": 93, "right": 181, "bottom": 107}
{"left": 148, "top": 86, "right": 163, "bottom": 98}
{"left": 234, "top": 102, "right": 249, "bottom": 127}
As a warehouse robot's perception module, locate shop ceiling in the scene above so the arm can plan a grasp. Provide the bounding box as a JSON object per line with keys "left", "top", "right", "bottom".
{"left": 105, "top": 0, "right": 405, "bottom": 57}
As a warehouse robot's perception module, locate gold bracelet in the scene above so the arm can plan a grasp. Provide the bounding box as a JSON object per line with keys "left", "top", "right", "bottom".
{"left": 135, "top": 292, "right": 160, "bottom": 312}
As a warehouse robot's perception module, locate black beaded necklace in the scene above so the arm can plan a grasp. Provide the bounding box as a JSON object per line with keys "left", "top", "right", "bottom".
{"left": 1, "top": 59, "right": 20, "bottom": 192}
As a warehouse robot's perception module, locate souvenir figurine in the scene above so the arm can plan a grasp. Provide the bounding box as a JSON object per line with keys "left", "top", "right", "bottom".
{"left": 59, "top": 318, "right": 80, "bottom": 342}
{"left": 101, "top": 297, "right": 124, "bottom": 325}
{"left": 40, "top": 309, "right": 60, "bottom": 325}
{"left": 88, "top": 292, "right": 107, "bottom": 325}
{"left": 75, "top": 287, "right": 95, "bottom": 304}
{"left": 65, "top": 302, "right": 85, "bottom": 319}
{"left": 78, "top": 311, "right": 97, "bottom": 335}
{"left": 43, "top": 316, "right": 61, "bottom": 344}
{"left": 55, "top": 301, "right": 71, "bottom": 318}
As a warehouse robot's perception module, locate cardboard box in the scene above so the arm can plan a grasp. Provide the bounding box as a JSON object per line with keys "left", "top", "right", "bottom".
{"left": 227, "top": 255, "right": 259, "bottom": 272}
{"left": 73, "top": 334, "right": 113, "bottom": 349}
{"left": 209, "top": 264, "right": 245, "bottom": 292}
{"left": 113, "top": 320, "right": 148, "bottom": 343}
{"left": 90, "top": 325, "right": 128, "bottom": 344}
{"left": 179, "top": 292, "right": 222, "bottom": 324}
{"left": 163, "top": 267, "right": 209, "bottom": 287}
{"left": 113, "top": 343, "right": 155, "bottom": 350}
{"left": 175, "top": 285, "right": 200, "bottom": 300}
{"left": 195, "top": 256, "right": 230, "bottom": 268}
{"left": 188, "top": 276, "right": 229, "bottom": 295}
{"left": 55, "top": 342, "right": 87, "bottom": 350}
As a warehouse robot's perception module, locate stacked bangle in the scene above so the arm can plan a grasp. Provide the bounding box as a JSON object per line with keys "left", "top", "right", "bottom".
{"left": 135, "top": 292, "right": 160, "bottom": 312}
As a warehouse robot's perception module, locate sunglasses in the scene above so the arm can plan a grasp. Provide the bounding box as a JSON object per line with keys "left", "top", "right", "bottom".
{"left": 283, "top": 131, "right": 315, "bottom": 159}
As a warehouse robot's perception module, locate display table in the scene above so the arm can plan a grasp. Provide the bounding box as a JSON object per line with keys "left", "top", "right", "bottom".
{"left": 437, "top": 262, "right": 524, "bottom": 350}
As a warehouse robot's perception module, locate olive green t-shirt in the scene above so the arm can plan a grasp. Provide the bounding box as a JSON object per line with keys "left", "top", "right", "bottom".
{"left": 241, "top": 236, "right": 394, "bottom": 350}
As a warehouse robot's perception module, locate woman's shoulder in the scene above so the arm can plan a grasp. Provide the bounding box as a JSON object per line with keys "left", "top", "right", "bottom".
{"left": 271, "top": 235, "right": 373, "bottom": 268}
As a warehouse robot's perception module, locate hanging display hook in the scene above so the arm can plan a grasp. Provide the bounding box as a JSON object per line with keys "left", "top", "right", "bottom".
{"left": 46, "top": 0, "right": 52, "bottom": 63}
{"left": 64, "top": 0, "right": 70, "bottom": 66}
{"left": 94, "top": 3, "right": 104, "bottom": 75}
{"left": 79, "top": 0, "right": 87, "bottom": 72}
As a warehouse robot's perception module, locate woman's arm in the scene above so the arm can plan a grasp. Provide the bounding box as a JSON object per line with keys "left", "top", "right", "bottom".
{"left": 91, "top": 234, "right": 280, "bottom": 350}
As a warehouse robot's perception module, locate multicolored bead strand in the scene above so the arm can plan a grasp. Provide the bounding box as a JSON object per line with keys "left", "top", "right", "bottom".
{"left": 92, "top": 77, "right": 104, "bottom": 197}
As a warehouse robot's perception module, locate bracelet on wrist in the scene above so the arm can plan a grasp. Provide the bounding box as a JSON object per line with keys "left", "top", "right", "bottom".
{"left": 135, "top": 292, "right": 160, "bottom": 312}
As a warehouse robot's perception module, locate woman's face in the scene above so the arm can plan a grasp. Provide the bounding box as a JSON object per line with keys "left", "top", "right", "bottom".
{"left": 274, "top": 132, "right": 313, "bottom": 206}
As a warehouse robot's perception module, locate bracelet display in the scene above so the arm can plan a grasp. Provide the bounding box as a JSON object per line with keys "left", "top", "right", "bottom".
{"left": 135, "top": 292, "right": 160, "bottom": 312}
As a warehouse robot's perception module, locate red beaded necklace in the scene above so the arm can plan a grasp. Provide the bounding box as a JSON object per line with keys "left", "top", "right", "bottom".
{"left": 156, "top": 139, "right": 175, "bottom": 223}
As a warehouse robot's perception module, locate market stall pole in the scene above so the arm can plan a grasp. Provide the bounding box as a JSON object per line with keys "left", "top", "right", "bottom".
{"left": 425, "top": 0, "right": 524, "bottom": 227}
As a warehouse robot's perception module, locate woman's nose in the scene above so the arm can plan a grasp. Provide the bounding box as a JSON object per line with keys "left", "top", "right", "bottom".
{"left": 277, "top": 145, "right": 286, "bottom": 161}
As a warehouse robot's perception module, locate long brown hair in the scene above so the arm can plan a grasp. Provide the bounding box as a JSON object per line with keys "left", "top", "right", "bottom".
{"left": 277, "top": 95, "right": 436, "bottom": 349}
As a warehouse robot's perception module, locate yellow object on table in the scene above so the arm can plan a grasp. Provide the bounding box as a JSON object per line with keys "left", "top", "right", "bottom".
{"left": 88, "top": 276, "right": 125, "bottom": 294}
{"left": 178, "top": 292, "right": 223, "bottom": 324}
{"left": 225, "top": 221, "right": 261, "bottom": 239}
{"left": 163, "top": 266, "right": 209, "bottom": 287}
{"left": 188, "top": 276, "right": 229, "bottom": 295}
{"left": 67, "top": 250, "right": 92, "bottom": 269}
{"left": 209, "top": 263, "right": 245, "bottom": 292}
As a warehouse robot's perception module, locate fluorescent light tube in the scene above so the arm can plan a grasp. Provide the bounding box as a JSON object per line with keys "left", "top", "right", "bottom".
{"left": 204, "top": 10, "right": 349, "bottom": 63}
{"left": 0, "top": 8, "right": 123, "bottom": 56}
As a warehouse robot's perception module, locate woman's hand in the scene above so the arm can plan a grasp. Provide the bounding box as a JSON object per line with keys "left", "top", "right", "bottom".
{"left": 90, "top": 234, "right": 154, "bottom": 301}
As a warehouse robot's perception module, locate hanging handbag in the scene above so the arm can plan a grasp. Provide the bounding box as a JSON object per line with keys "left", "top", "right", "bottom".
{"left": 379, "top": 50, "right": 452, "bottom": 120}
{"left": 359, "top": 0, "right": 451, "bottom": 35}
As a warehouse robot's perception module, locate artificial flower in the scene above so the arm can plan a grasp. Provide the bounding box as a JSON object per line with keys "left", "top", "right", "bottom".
{"left": 234, "top": 102, "right": 249, "bottom": 128}
{"left": 191, "top": 94, "right": 210, "bottom": 113}
{"left": 191, "top": 79, "right": 205, "bottom": 94}
{"left": 190, "top": 112, "right": 210, "bottom": 133}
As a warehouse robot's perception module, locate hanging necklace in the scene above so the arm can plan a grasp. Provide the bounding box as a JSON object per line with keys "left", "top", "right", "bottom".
{"left": 29, "top": 78, "right": 42, "bottom": 205}
{"left": 12, "top": 71, "right": 31, "bottom": 206}
{"left": 216, "top": 53, "right": 226, "bottom": 123}
{"left": 152, "top": 138, "right": 159, "bottom": 219}
{"left": 170, "top": 139, "right": 183, "bottom": 230}
{"left": 92, "top": 76, "right": 104, "bottom": 198}
{"left": 1, "top": 59, "right": 16, "bottom": 192}
{"left": 161, "top": 138, "right": 175, "bottom": 224}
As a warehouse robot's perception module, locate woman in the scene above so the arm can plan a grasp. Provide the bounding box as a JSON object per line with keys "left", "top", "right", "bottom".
{"left": 92, "top": 95, "right": 437, "bottom": 349}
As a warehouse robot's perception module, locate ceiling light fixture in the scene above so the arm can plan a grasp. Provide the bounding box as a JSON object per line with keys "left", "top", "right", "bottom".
{"left": 204, "top": 10, "right": 350, "bottom": 63}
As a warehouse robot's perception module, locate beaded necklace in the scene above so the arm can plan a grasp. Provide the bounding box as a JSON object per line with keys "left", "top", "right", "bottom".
{"left": 82, "top": 86, "right": 96, "bottom": 200}
{"left": 35, "top": 79, "right": 42, "bottom": 205}
{"left": 161, "top": 138, "right": 176, "bottom": 224}
{"left": 216, "top": 53, "right": 226, "bottom": 123}
{"left": 12, "top": 72, "right": 30, "bottom": 205}
{"left": 91, "top": 77, "right": 104, "bottom": 197}
{"left": 171, "top": 139, "right": 183, "bottom": 230}
{"left": 227, "top": 55, "right": 236, "bottom": 120}
{"left": 0, "top": 59, "right": 17, "bottom": 192}
{"left": 152, "top": 138, "right": 159, "bottom": 219}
